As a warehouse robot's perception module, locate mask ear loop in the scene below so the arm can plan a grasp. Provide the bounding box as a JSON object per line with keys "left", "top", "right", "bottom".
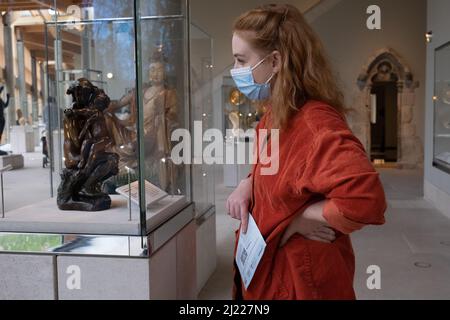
{"left": 265, "top": 73, "right": 275, "bottom": 84}
{"left": 251, "top": 53, "right": 274, "bottom": 71}
{"left": 252, "top": 53, "right": 277, "bottom": 83}
{"left": 265, "top": 54, "right": 279, "bottom": 84}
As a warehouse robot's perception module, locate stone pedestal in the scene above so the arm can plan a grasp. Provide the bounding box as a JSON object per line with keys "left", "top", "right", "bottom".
{"left": 425, "top": 180, "right": 450, "bottom": 220}
{"left": 0, "top": 172, "right": 203, "bottom": 300}
{"left": 0, "top": 154, "right": 24, "bottom": 170}
{"left": 0, "top": 254, "right": 57, "bottom": 300}
{"left": 57, "top": 256, "right": 151, "bottom": 300}
{"left": 0, "top": 195, "right": 187, "bottom": 235}
{"left": 54, "top": 220, "right": 198, "bottom": 300}
{"left": 10, "top": 125, "right": 35, "bottom": 154}
{"left": 176, "top": 220, "right": 197, "bottom": 299}
{"left": 196, "top": 212, "right": 217, "bottom": 295}
{"left": 33, "top": 125, "right": 45, "bottom": 147}
{"left": 0, "top": 218, "right": 199, "bottom": 300}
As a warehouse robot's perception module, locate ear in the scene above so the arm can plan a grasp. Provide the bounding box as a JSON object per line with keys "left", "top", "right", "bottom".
{"left": 271, "top": 50, "right": 282, "bottom": 74}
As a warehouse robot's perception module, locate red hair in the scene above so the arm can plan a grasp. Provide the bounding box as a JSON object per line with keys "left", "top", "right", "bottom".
{"left": 233, "top": 4, "right": 346, "bottom": 129}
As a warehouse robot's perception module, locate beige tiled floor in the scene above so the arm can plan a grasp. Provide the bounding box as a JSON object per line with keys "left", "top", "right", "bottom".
{"left": 199, "top": 167, "right": 450, "bottom": 300}
{"left": 2, "top": 151, "right": 51, "bottom": 212}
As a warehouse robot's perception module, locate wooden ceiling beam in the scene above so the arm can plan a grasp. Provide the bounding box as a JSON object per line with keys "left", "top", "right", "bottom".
{"left": 59, "top": 30, "right": 81, "bottom": 46}
{"left": 30, "top": 49, "right": 74, "bottom": 68}
{"left": 16, "top": 25, "right": 81, "bottom": 47}
{"left": 26, "top": 42, "right": 77, "bottom": 62}
{"left": 0, "top": 0, "right": 51, "bottom": 11}
{"left": 22, "top": 33, "right": 81, "bottom": 55}
{"left": 0, "top": 0, "right": 83, "bottom": 12}
{"left": 15, "top": 24, "right": 45, "bottom": 33}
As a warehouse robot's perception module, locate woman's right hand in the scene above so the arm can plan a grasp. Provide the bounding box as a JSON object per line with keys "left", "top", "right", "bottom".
{"left": 227, "top": 177, "right": 252, "bottom": 234}
{"left": 280, "top": 201, "right": 336, "bottom": 247}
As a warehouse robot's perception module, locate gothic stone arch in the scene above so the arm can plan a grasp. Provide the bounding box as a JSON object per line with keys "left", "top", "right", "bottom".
{"left": 349, "top": 48, "right": 423, "bottom": 169}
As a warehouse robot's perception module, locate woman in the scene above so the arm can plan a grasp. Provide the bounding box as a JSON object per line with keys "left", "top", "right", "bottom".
{"left": 0, "top": 86, "right": 10, "bottom": 142}
{"left": 226, "top": 4, "right": 387, "bottom": 300}
{"left": 16, "top": 108, "right": 26, "bottom": 126}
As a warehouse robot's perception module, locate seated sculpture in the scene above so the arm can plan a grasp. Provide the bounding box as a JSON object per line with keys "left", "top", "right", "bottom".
{"left": 104, "top": 50, "right": 179, "bottom": 193}
{"left": 57, "top": 78, "right": 119, "bottom": 211}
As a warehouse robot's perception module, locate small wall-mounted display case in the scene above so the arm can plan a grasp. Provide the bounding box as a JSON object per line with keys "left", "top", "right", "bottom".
{"left": 433, "top": 42, "right": 450, "bottom": 174}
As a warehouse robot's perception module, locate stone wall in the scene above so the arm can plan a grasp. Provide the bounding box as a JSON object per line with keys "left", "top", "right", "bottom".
{"left": 348, "top": 48, "right": 423, "bottom": 169}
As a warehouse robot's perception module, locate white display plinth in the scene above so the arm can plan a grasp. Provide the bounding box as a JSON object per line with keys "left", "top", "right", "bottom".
{"left": 52, "top": 129, "right": 65, "bottom": 186}
{"left": 0, "top": 254, "right": 56, "bottom": 300}
{"left": 0, "top": 154, "right": 24, "bottom": 170}
{"left": 10, "top": 125, "right": 35, "bottom": 154}
{"left": 0, "top": 217, "right": 197, "bottom": 300}
{"left": 33, "top": 125, "right": 45, "bottom": 147}
{"left": 196, "top": 211, "right": 216, "bottom": 295}
{"left": 0, "top": 195, "right": 187, "bottom": 235}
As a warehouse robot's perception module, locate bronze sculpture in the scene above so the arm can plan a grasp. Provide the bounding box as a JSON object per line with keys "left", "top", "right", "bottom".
{"left": 0, "top": 86, "right": 10, "bottom": 156}
{"left": 0, "top": 86, "right": 10, "bottom": 139}
{"left": 57, "top": 78, "right": 119, "bottom": 211}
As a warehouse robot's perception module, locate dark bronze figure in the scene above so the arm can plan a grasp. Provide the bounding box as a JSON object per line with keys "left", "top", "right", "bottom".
{"left": 57, "top": 78, "right": 119, "bottom": 211}
{"left": 0, "top": 86, "right": 10, "bottom": 156}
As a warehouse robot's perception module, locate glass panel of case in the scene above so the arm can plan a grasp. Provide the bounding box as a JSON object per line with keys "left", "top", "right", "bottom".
{"left": 222, "top": 74, "right": 265, "bottom": 139}
{"left": 190, "top": 23, "right": 214, "bottom": 217}
{"left": 0, "top": 2, "right": 58, "bottom": 251}
{"left": 433, "top": 42, "right": 450, "bottom": 174}
{"left": 137, "top": 0, "right": 189, "bottom": 203}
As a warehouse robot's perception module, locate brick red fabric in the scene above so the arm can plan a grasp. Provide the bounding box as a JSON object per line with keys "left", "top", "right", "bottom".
{"left": 233, "top": 100, "right": 387, "bottom": 300}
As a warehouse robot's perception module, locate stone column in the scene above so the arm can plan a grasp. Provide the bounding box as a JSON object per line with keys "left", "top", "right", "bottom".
{"left": 40, "top": 62, "right": 46, "bottom": 117}
{"left": 31, "top": 56, "right": 38, "bottom": 123}
{"left": 54, "top": 36, "right": 64, "bottom": 174}
{"left": 81, "top": 20, "right": 92, "bottom": 78}
{"left": 399, "top": 88, "right": 423, "bottom": 169}
{"left": 2, "top": 13, "right": 15, "bottom": 140}
{"left": 16, "top": 39, "right": 28, "bottom": 118}
{"left": 397, "top": 82, "right": 404, "bottom": 165}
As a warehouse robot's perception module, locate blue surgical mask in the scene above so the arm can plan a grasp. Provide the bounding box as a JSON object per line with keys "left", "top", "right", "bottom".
{"left": 230, "top": 55, "right": 275, "bottom": 101}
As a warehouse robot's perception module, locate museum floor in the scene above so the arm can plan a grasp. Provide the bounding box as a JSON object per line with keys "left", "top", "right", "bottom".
{"left": 200, "top": 166, "right": 450, "bottom": 300}
{"left": 3, "top": 153, "right": 450, "bottom": 300}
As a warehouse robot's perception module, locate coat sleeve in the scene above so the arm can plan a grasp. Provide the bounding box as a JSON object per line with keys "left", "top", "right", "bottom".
{"left": 297, "top": 128, "right": 387, "bottom": 234}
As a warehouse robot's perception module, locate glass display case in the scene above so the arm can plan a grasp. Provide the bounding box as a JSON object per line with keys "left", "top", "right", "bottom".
{"left": 0, "top": 0, "right": 201, "bottom": 257}
{"left": 190, "top": 23, "right": 214, "bottom": 217}
{"left": 189, "top": 24, "right": 216, "bottom": 292}
{"left": 221, "top": 74, "right": 264, "bottom": 187}
{"left": 222, "top": 75, "right": 265, "bottom": 139}
{"left": 433, "top": 42, "right": 450, "bottom": 174}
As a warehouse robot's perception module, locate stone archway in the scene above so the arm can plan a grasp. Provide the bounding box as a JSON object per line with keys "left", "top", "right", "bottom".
{"left": 348, "top": 48, "right": 423, "bottom": 169}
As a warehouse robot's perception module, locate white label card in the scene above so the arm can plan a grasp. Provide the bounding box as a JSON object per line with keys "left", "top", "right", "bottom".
{"left": 235, "top": 214, "right": 267, "bottom": 290}
{"left": 115, "top": 180, "right": 168, "bottom": 208}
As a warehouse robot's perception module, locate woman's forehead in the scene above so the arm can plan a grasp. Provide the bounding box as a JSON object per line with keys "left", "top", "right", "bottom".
{"left": 232, "top": 33, "right": 252, "bottom": 56}
{"left": 232, "top": 32, "right": 269, "bottom": 59}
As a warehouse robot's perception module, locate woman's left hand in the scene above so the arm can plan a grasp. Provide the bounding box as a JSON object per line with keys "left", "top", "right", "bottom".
{"left": 280, "top": 200, "right": 336, "bottom": 247}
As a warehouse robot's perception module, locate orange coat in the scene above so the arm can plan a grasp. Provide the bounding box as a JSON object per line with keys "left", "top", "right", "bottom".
{"left": 233, "top": 100, "right": 387, "bottom": 300}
